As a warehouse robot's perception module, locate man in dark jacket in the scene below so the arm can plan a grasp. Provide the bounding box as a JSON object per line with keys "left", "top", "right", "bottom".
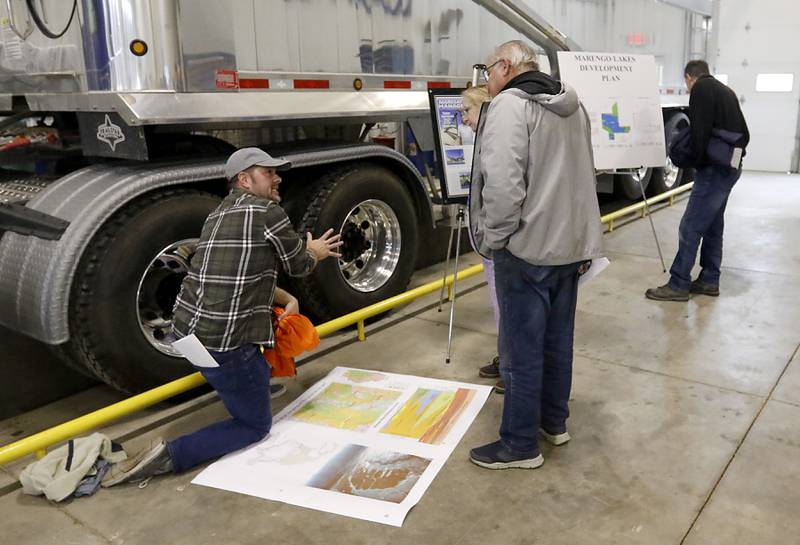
{"left": 646, "top": 60, "right": 749, "bottom": 301}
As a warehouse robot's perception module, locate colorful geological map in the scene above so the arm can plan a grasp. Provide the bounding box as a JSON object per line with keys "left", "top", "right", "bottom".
{"left": 381, "top": 387, "right": 476, "bottom": 444}
{"left": 291, "top": 383, "right": 401, "bottom": 430}
{"left": 344, "top": 370, "right": 388, "bottom": 383}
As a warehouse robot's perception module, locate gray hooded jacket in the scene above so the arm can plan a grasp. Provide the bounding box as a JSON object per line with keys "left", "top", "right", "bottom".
{"left": 468, "top": 71, "right": 604, "bottom": 265}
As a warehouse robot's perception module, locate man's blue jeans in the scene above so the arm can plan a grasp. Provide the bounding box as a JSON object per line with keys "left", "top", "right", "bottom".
{"left": 493, "top": 249, "right": 580, "bottom": 456}
{"left": 167, "top": 344, "right": 272, "bottom": 473}
{"left": 668, "top": 165, "right": 741, "bottom": 291}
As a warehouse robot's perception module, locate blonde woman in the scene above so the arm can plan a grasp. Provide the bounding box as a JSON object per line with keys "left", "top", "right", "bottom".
{"left": 461, "top": 85, "right": 503, "bottom": 390}
{"left": 461, "top": 85, "right": 489, "bottom": 138}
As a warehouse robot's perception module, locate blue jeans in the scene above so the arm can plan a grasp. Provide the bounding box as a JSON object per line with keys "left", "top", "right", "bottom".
{"left": 493, "top": 249, "right": 580, "bottom": 456}
{"left": 668, "top": 165, "right": 741, "bottom": 291}
{"left": 167, "top": 344, "right": 272, "bottom": 473}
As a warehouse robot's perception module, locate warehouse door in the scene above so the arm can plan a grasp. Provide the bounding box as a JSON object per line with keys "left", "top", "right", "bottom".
{"left": 713, "top": 0, "right": 800, "bottom": 172}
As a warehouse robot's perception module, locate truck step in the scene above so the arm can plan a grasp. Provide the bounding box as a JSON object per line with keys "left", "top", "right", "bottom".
{"left": 0, "top": 177, "right": 54, "bottom": 205}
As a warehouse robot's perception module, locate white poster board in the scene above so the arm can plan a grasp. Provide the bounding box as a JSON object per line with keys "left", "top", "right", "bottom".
{"left": 193, "top": 367, "right": 492, "bottom": 526}
{"left": 429, "top": 89, "right": 473, "bottom": 204}
{"left": 557, "top": 52, "right": 666, "bottom": 170}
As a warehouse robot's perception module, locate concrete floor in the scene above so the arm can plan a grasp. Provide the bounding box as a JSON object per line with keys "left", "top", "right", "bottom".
{"left": 2, "top": 171, "right": 799, "bottom": 545}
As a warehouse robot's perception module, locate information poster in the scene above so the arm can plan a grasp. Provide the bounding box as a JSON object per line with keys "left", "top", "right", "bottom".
{"left": 193, "top": 367, "right": 492, "bottom": 526}
{"left": 557, "top": 52, "right": 666, "bottom": 170}
{"left": 428, "top": 89, "right": 472, "bottom": 204}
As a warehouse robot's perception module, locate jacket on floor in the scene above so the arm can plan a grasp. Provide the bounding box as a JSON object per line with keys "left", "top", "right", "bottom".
{"left": 20, "top": 432, "right": 127, "bottom": 502}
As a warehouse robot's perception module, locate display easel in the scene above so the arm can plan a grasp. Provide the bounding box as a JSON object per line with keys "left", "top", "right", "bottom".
{"left": 427, "top": 66, "right": 486, "bottom": 365}
{"left": 634, "top": 166, "right": 667, "bottom": 272}
{"left": 436, "top": 205, "right": 466, "bottom": 364}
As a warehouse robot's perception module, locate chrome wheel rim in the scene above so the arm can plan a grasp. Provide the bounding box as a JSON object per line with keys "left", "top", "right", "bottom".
{"left": 664, "top": 157, "right": 680, "bottom": 188}
{"left": 632, "top": 166, "right": 650, "bottom": 182}
{"left": 136, "top": 239, "right": 196, "bottom": 357}
{"left": 338, "top": 199, "right": 402, "bottom": 292}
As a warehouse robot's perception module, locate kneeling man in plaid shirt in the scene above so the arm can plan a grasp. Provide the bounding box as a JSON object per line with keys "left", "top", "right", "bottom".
{"left": 104, "top": 148, "right": 342, "bottom": 486}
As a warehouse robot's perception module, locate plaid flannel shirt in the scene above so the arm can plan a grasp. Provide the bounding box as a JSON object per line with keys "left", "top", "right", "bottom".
{"left": 172, "top": 188, "right": 316, "bottom": 351}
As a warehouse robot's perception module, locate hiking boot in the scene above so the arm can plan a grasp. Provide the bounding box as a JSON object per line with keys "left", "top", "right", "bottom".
{"left": 102, "top": 439, "right": 173, "bottom": 487}
{"left": 479, "top": 356, "right": 500, "bottom": 378}
{"left": 690, "top": 279, "right": 719, "bottom": 297}
{"left": 469, "top": 440, "right": 543, "bottom": 470}
{"left": 270, "top": 383, "right": 287, "bottom": 399}
{"left": 540, "top": 428, "right": 571, "bottom": 446}
{"left": 493, "top": 379, "right": 505, "bottom": 394}
{"left": 645, "top": 284, "right": 690, "bottom": 301}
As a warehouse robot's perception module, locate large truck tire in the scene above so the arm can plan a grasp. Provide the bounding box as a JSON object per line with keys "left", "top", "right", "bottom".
{"left": 649, "top": 112, "right": 690, "bottom": 195}
{"left": 616, "top": 167, "right": 652, "bottom": 200}
{"left": 290, "top": 163, "right": 419, "bottom": 322}
{"left": 59, "top": 190, "right": 221, "bottom": 393}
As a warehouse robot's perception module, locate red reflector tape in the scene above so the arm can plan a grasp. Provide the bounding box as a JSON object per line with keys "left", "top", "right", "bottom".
{"left": 427, "top": 81, "right": 451, "bottom": 89}
{"left": 384, "top": 80, "right": 412, "bottom": 89}
{"left": 239, "top": 78, "right": 269, "bottom": 89}
{"left": 215, "top": 69, "right": 239, "bottom": 89}
{"left": 294, "top": 79, "right": 330, "bottom": 89}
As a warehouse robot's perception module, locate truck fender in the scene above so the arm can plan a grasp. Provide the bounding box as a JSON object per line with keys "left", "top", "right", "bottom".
{"left": 0, "top": 160, "right": 225, "bottom": 344}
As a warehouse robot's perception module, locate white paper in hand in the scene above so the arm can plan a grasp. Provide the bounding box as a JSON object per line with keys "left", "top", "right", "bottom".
{"left": 578, "top": 257, "right": 610, "bottom": 287}
{"left": 730, "top": 147, "right": 743, "bottom": 169}
{"left": 172, "top": 334, "right": 219, "bottom": 368}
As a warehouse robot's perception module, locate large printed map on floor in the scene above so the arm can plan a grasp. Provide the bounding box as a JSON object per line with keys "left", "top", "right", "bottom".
{"left": 192, "top": 367, "right": 492, "bottom": 526}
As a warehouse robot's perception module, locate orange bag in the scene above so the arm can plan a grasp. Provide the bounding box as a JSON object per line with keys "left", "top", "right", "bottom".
{"left": 263, "top": 306, "right": 320, "bottom": 377}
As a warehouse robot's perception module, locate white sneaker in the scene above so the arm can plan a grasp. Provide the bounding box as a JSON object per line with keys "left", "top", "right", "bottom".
{"left": 540, "top": 429, "right": 571, "bottom": 446}
{"left": 270, "top": 383, "right": 286, "bottom": 399}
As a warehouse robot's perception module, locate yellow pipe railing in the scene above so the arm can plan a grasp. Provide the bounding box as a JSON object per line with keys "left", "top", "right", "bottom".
{"left": 0, "top": 183, "right": 694, "bottom": 466}
{"left": 315, "top": 264, "right": 484, "bottom": 338}
{"left": 0, "top": 373, "right": 208, "bottom": 466}
{"left": 603, "top": 182, "right": 693, "bottom": 232}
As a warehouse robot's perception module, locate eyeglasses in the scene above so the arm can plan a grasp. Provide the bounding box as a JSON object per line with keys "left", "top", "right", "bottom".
{"left": 482, "top": 59, "right": 504, "bottom": 81}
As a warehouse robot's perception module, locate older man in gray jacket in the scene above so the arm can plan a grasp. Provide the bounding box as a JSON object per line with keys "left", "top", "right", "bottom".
{"left": 468, "top": 40, "right": 604, "bottom": 470}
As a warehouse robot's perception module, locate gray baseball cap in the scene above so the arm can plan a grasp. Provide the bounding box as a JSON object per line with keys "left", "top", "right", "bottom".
{"left": 224, "top": 147, "right": 292, "bottom": 181}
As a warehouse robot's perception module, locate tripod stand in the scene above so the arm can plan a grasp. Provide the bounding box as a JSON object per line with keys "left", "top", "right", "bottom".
{"left": 634, "top": 166, "right": 667, "bottom": 272}
{"left": 437, "top": 205, "right": 466, "bottom": 364}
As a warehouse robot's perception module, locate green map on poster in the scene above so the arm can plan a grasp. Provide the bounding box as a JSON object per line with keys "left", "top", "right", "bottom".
{"left": 291, "top": 383, "right": 401, "bottom": 430}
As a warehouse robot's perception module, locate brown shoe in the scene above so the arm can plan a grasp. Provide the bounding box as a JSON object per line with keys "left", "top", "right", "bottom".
{"left": 690, "top": 279, "right": 719, "bottom": 297}
{"left": 493, "top": 379, "right": 505, "bottom": 394}
{"left": 102, "top": 439, "right": 172, "bottom": 487}
{"left": 645, "top": 284, "right": 689, "bottom": 301}
{"left": 479, "top": 356, "right": 500, "bottom": 378}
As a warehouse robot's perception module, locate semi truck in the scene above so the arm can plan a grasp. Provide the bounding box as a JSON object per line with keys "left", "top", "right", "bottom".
{"left": 0, "top": 0, "right": 698, "bottom": 393}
